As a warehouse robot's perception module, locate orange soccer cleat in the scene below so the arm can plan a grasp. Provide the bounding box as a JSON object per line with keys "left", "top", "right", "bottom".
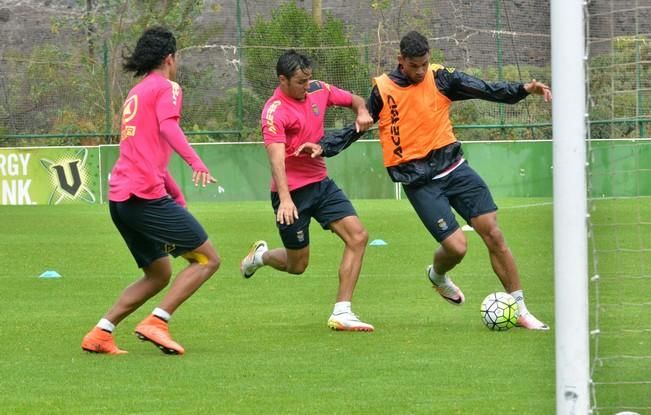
{"left": 134, "top": 315, "right": 185, "bottom": 355}
{"left": 81, "top": 327, "right": 128, "bottom": 355}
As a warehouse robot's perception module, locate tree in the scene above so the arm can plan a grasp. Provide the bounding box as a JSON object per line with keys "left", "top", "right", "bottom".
{"left": 243, "top": 2, "right": 371, "bottom": 131}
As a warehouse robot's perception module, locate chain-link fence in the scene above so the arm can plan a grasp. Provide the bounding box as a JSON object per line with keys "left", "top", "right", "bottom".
{"left": 0, "top": 0, "right": 645, "bottom": 147}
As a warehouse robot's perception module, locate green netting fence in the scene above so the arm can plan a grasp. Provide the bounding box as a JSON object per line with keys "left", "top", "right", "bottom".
{"left": 0, "top": 0, "right": 648, "bottom": 147}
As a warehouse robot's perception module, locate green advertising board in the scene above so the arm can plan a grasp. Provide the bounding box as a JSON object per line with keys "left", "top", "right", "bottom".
{"left": 3, "top": 139, "right": 650, "bottom": 205}
{"left": 0, "top": 147, "right": 100, "bottom": 206}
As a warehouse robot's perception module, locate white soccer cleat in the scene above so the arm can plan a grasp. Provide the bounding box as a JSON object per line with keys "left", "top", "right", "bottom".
{"left": 240, "top": 240, "right": 268, "bottom": 279}
{"left": 516, "top": 312, "right": 550, "bottom": 331}
{"left": 327, "top": 312, "right": 375, "bottom": 332}
{"left": 427, "top": 265, "right": 465, "bottom": 305}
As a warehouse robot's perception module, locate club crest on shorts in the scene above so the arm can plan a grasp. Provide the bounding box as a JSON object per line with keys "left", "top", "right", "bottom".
{"left": 296, "top": 230, "right": 305, "bottom": 243}
{"left": 437, "top": 218, "right": 448, "bottom": 231}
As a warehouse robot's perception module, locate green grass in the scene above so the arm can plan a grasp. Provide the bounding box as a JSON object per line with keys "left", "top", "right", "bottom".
{"left": 588, "top": 197, "right": 651, "bottom": 414}
{"left": 1, "top": 199, "right": 557, "bottom": 414}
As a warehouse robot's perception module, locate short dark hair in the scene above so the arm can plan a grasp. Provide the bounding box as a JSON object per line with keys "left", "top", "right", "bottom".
{"left": 400, "top": 31, "right": 430, "bottom": 58}
{"left": 123, "top": 26, "right": 177, "bottom": 77}
{"left": 276, "top": 50, "right": 311, "bottom": 79}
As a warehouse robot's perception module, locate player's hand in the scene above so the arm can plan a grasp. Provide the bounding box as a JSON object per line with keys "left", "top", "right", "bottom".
{"left": 524, "top": 79, "right": 552, "bottom": 102}
{"left": 277, "top": 198, "right": 298, "bottom": 225}
{"left": 294, "top": 142, "right": 323, "bottom": 158}
{"left": 192, "top": 170, "right": 217, "bottom": 187}
{"left": 355, "top": 110, "right": 374, "bottom": 132}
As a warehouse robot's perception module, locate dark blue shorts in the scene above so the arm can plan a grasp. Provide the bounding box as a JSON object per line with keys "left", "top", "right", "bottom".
{"left": 109, "top": 196, "right": 208, "bottom": 268}
{"left": 271, "top": 177, "right": 357, "bottom": 250}
{"left": 402, "top": 161, "right": 497, "bottom": 242}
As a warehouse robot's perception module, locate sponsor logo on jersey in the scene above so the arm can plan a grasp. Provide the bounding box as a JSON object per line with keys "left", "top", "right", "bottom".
{"left": 169, "top": 81, "right": 181, "bottom": 106}
{"left": 387, "top": 95, "right": 402, "bottom": 158}
{"left": 120, "top": 95, "right": 138, "bottom": 141}
{"left": 265, "top": 100, "right": 282, "bottom": 134}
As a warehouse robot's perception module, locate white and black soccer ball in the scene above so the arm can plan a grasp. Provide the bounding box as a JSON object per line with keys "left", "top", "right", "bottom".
{"left": 480, "top": 292, "right": 519, "bottom": 331}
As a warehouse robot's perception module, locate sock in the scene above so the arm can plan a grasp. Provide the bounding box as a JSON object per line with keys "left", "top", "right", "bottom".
{"left": 333, "top": 301, "right": 351, "bottom": 315}
{"left": 509, "top": 290, "right": 529, "bottom": 315}
{"left": 97, "top": 318, "right": 115, "bottom": 333}
{"left": 153, "top": 307, "right": 172, "bottom": 322}
{"left": 253, "top": 249, "right": 265, "bottom": 267}
{"left": 428, "top": 266, "right": 449, "bottom": 286}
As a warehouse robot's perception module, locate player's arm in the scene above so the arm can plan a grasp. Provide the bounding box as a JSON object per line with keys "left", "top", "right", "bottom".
{"left": 307, "top": 87, "right": 382, "bottom": 158}
{"left": 159, "top": 118, "right": 216, "bottom": 187}
{"left": 261, "top": 100, "right": 298, "bottom": 225}
{"left": 163, "top": 169, "right": 187, "bottom": 208}
{"left": 266, "top": 143, "right": 298, "bottom": 225}
{"left": 350, "top": 94, "right": 374, "bottom": 133}
{"left": 435, "top": 67, "right": 551, "bottom": 104}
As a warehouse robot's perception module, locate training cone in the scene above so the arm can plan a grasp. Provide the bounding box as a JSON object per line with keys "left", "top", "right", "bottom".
{"left": 369, "top": 239, "right": 388, "bottom": 246}
{"left": 39, "top": 270, "right": 62, "bottom": 279}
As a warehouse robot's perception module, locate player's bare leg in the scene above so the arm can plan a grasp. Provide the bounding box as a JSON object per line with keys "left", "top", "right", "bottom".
{"left": 241, "top": 241, "right": 309, "bottom": 278}
{"left": 104, "top": 256, "right": 174, "bottom": 325}
{"left": 428, "top": 229, "right": 466, "bottom": 305}
{"left": 326, "top": 216, "right": 373, "bottom": 331}
{"left": 135, "top": 240, "right": 220, "bottom": 354}
{"left": 81, "top": 256, "right": 173, "bottom": 354}
{"left": 265, "top": 246, "right": 309, "bottom": 275}
{"left": 471, "top": 212, "right": 548, "bottom": 330}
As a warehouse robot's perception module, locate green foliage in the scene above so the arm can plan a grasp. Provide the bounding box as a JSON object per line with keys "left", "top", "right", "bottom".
{"left": 588, "top": 35, "right": 651, "bottom": 139}
{"left": 452, "top": 64, "right": 552, "bottom": 141}
{"left": 243, "top": 2, "right": 371, "bottom": 130}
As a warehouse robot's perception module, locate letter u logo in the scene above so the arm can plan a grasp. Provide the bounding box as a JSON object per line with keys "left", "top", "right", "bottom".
{"left": 52, "top": 161, "right": 82, "bottom": 197}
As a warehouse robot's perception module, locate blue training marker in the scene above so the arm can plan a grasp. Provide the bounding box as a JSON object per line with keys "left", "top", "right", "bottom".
{"left": 39, "top": 270, "right": 62, "bottom": 279}
{"left": 369, "top": 239, "right": 388, "bottom": 246}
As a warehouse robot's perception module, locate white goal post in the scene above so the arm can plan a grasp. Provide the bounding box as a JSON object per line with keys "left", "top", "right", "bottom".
{"left": 551, "top": 1, "right": 590, "bottom": 414}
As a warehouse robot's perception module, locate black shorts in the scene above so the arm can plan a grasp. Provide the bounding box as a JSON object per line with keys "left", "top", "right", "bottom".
{"left": 402, "top": 161, "right": 497, "bottom": 242}
{"left": 271, "top": 177, "right": 357, "bottom": 250}
{"left": 109, "top": 196, "right": 208, "bottom": 268}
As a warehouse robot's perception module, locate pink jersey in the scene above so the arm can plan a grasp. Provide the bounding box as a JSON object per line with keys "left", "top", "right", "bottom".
{"left": 109, "top": 73, "right": 201, "bottom": 202}
{"left": 261, "top": 81, "right": 353, "bottom": 191}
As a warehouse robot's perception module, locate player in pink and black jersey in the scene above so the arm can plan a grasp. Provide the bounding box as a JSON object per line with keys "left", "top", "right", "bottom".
{"left": 82, "top": 27, "right": 220, "bottom": 355}
{"left": 240, "top": 50, "right": 375, "bottom": 332}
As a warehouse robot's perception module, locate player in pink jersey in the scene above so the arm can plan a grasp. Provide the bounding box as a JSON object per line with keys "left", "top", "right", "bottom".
{"left": 240, "top": 50, "right": 376, "bottom": 331}
{"left": 82, "top": 27, "right": 220, "bottom": 355}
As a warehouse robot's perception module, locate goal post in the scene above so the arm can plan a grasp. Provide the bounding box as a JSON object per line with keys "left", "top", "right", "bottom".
{"left": 551, "top": 1, "right": 590, "bottom": 414}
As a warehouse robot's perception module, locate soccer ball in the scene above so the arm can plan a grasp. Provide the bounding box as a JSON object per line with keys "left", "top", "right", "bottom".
{"left": 480, "top": 292, "right": 519, "bottom": 331}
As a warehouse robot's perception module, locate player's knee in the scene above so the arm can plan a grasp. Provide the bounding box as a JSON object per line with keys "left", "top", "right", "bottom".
{"left": 183, "top": 250, "right": 220, "bottom": 276}
{"left": 446, "top": 238, "right": 468, "bottom": 260}
{"left": 349, "top": 228, "right": 369, "bottom": 250}
{"left": 205, "top": 254, "right": 221, "bottom": 276}
{"left": 484, "top": 227, "right": 507, "bottom": 252}
{"left": 145, "top": 269, "right": 172, "bottom": 288}
{"left": 453, "top": 244, "right": 468, "bottom": 261}
{"left": 287, "top": 260, "right": 308, "bottom": 275}
{"left": 145, "top": 257, "right": 173, "bottom": 282}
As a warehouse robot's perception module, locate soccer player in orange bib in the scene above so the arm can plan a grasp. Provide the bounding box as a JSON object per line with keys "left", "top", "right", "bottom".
{"left": 81, "top": 27, "right": 220, "bottom": 354}
{"left": 297, "top": 31, "right": 552, "bottom": 330}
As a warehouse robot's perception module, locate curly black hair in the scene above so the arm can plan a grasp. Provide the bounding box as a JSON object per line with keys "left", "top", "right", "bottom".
{"left": 399, "top": 31, "right": 430, "bottom": 58}
{"left": 123, "top": 26, "right": 177, "bottom": 77}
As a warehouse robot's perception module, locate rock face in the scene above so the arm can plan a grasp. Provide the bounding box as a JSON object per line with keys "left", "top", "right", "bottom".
{"left": 0, "top": 0, "right": 651, "bottom": 68}
{"left": 0, "top": 0, "right": 645, "bottom": 138}
{"left": 0, "top": 0, "right": 554, "bottom": 69}
{"left": 1, "top": 0, "right": 648, "bottom": 68}
{"left": 0, "top": 0, "right": 80, "bottom": 56}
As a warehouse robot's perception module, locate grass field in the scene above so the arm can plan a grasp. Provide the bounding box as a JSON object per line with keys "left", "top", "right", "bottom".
{"left": 1, "top": 198, "right": 557, "bottom": 414}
